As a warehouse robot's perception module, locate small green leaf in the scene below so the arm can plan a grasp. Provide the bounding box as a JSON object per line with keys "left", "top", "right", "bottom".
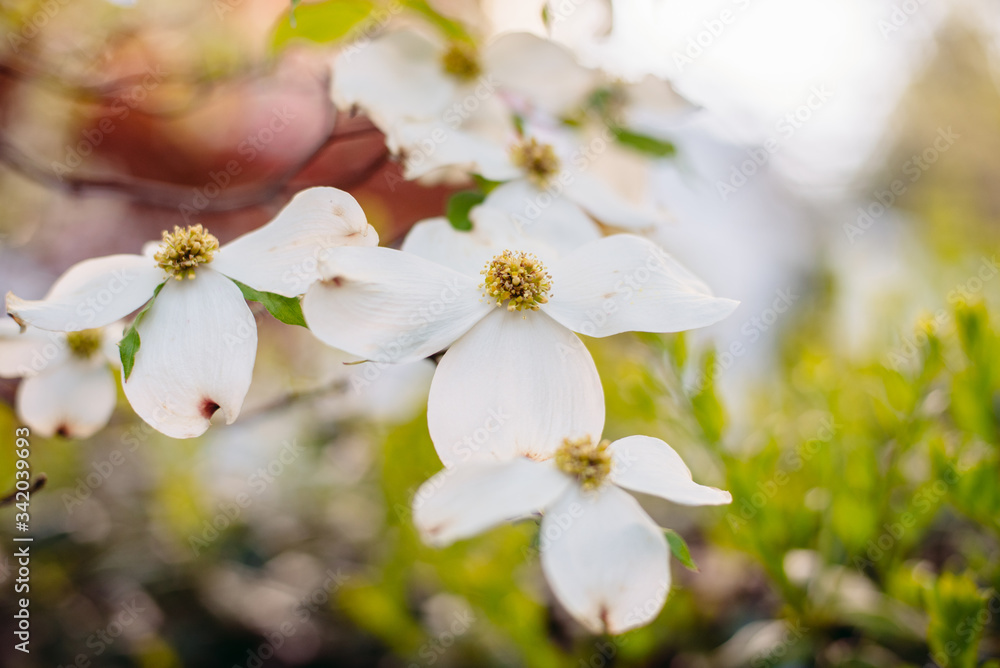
{"left": 471, "top": 175, "right": 503, "bottom": 194}
{"left": 233, "top": 280, "right": 308, "bottom": 328}
{"left": 663, "top": 529, "right": 698, "bottom": 571}
{"left": 119, "top": 282, "right": 166, "bottom": 381}
{"left": 611, "top": 126, "right": 676, "bottom": 158}
{"left": 118, "top": 327, "right": 141, "bottom": 381}
{"left": 446, "top": 190, "right": 485, "bottom": 231}
{"left": 270, "top": 0, "right": 374, "bottom": 53}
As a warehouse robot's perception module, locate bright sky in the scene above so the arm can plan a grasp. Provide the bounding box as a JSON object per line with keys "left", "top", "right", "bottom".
{"left": 535, "top": 0, "right": 955, "bottom": 194}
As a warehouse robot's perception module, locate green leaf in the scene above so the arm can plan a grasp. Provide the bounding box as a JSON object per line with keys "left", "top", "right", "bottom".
{"left": 471, "top": 174, "right": 503, "bottom": 194}
{"left": 611, "top": 126, "right": 676, "bottom": 158}
{"left": 445, "top": 190, "right": 485, "bottom": 231}
{"left": 400, "top": 0, "right": 471, "bottom": 42}
{"left": 270, "top": 0, "right": 374, "bottom": 53}
{"left": 119, "top": 282, "right": 166, "bottom": 381}
{"left": 690, "top": 349, "right": 726, "bottom": 444}
{"left": 233, "top": 280, "right": 308, "bottom": 328}
{"left": 926, "top": 572, "right": 990, "bottom": 668}
{"left": 663, "top": 529, "right": 698, "bottom": 571}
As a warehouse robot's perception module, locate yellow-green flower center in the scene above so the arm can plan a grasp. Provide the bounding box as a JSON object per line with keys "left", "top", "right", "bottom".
{"left": 440, "top": 42, "right": 481, "bottom": 81}
{"left": 66, "top": 329, "right": 102, "bottom": 359}
{"left": 555, "top": 437, "right": 612, "bottom": 490}
{"left": 155, "top": 224, "right": 219, "bottom": 280}
{"left": 482, "top": 250, "right": 552, "bottom": 312}
{"left": 510, "top": 138, "right": 560, "bottom": 187}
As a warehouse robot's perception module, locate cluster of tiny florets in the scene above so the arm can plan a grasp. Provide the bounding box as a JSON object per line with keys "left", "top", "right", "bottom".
{"left": 65, "top": 329, "right": 102, "bottom": 359}
{"left": 155, "top": 225, "right": 219, "bottom": 280}
{"left": 555, "top": 436, "right": 612, "bottom": 490}
{"left": 510, "top": 138, "right": 560, "bottom": 187}
{"left": 441, "top": 42, "right": 481, "bottom": 81}
{"left": 482, "top": 250, "right": 552, "bottom": 312}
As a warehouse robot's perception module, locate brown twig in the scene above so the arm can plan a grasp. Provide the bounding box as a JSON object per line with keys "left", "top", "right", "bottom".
{"left": 0, "top": 473, "right": 47, "bottom": 508}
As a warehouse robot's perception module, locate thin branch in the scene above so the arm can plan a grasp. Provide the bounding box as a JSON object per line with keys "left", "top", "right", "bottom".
{"left": 0, "top": 473, "right": 47, "bottom": 508}
{"left": 0, "top": 120, "right": 387, "bottom": 213}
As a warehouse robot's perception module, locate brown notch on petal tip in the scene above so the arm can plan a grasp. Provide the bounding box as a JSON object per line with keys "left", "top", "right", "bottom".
{"left": 323, "top": 276, "right": 345, "bottom": 287}
{"left": 55, "top": 424, "right": 71, "bottom": 438}
{"left": 598, "top": 605, "right": 611, "bottom": 633}
{"left": 200, "top": 399, "right": 221, "bottom": 419}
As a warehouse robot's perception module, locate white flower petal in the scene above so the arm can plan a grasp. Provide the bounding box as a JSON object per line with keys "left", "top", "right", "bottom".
{"left": 398, "top": 122, "right": 521, "bottom": 182}
{"left": 479, "top": 180, "right": 602, "bottom": 254}
{"left": 541, "top": 484, "right": 670, "bottom": 635}
{"left": 563, "top": 171, "right": 663, "bottom": 230}
{"left": 5, "top": 255, "right": 164, "bottom": 331}
{"left": 302, "top": 246, "right": 490, "bottom": 364}
{"left": 0, "top": 320, "right": 66, "bottom": 378}
{"left": 609, "top": 436, "right": 732, "bottom": 506}
{"left": 122, "top": 269, "right": 256, "bottom": 439}
{"left": 428, "top": 309, "right": 604, "bottom": 466}
{"left": 483, "top": 33, "right": 597, "bottom": 115}
{"left": 332, "top": 30, "right": 455, "bottom": 130}
{"left": 212, "top": 187, "right": 378, "bottom": 297}
{"left": 100, "top": 321, "right": 126, "bottom": 368}
{"left": 413, "top": 457, "right": 571, "bottom": 547}
{"left": 400, "top": 210, "right": 564, "bottom": 278}
{"left": 544, "top": 235, "right": 739, "bottom": 337}
{"left": 622, "top": 75, "right": 697, "bottom": 140}
{"left": 400, "top": 216, "right": 500, "bottom": 278}
{"left": 17, "top": 359, "right": 116, "bottom": 438}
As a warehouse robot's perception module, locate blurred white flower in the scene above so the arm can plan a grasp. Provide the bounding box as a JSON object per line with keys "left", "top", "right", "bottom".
{"left": 302, "top": 233, "right": 737, "bottom": 465}
{"left": 6, "top": 188, "right": 376, "bottom": 439}
{"left": 412, "top": 429, "right": 731, "bottom": 634}
{"left": 333, "top": 29, "right": 596, "bottom": 142}
{"left": 0, "top": 319, "right": 122, "bottom": 438}
{"left": 335, "top": 27, "right": 667, "bottom": 231}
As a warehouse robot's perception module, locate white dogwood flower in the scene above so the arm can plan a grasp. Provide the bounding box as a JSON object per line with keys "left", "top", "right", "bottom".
{"left": 335, "top": 28, "right": 670, "bottom": 231}
{"left": 411, "top": 427, "right": 731, "bottom": 634}
{"left": 5, "top": 188, "right": 376, "bottom": 439}
{"left": 0, "top": 319, "right": 122, "bottom": 438}
{"left": 333, "top": 29, "right": 596, "bottom": 143}
{"left": 302, "top": 233, "right": 737, "bottom": 465}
